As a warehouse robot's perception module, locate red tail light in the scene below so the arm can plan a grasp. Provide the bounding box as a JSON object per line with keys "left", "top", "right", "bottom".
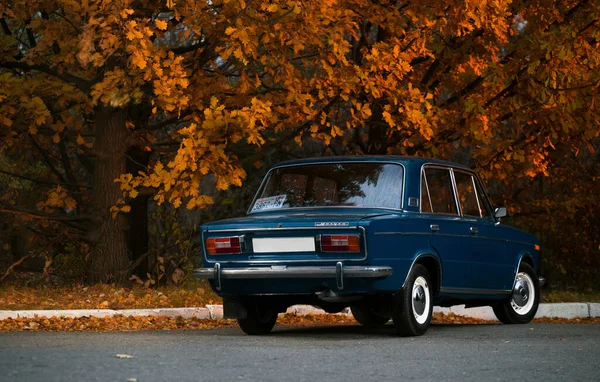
{"left": 320, "top": 235, "right": 360, "bottom": 252}
{"left": 206, "top": 236, "right": 244, "bottom": 254}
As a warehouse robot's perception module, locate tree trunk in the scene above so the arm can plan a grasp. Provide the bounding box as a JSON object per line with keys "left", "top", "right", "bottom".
{"left": 86, "top": 106, "right": 129, "bottom": 284}
{"left": 126, "top": 146, "right": 150, "bottom": 277}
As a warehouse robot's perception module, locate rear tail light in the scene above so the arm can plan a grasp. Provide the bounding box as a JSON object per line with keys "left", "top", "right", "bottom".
{"left": 206, "top": 236, "right": 245, "bottom": 255}
{"left": 320, "top": 235, "right": 360, "bottom": 252}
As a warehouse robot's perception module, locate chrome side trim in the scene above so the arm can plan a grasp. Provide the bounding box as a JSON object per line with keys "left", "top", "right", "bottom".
{"left": 440, "top": 287, "right": 512, "bottom": 295}
{"left": 373, "top": 231, "right": 536, "bottom": 247}
{"left": 207, "top": 226, "right": 358, "bottom": 233}
{"left": 193, "top": 265, "right": 393, "bottom": 280}
{"left": 422, "top": 167, "right": 433, "bottom": 212}
{"left": 449, "top": 168, "right": 463, "bottom": 217}
{"left": 471, "top": 174, "right": 484, "bottom": 218}
{"left": 374, "top": 232, "right": 430, "bottom": 236}
{"left": 202, "top": 226, "right": 369, "bottom": 264}
{"left": 247, "top": 205, "right": 405, "bottom": 214}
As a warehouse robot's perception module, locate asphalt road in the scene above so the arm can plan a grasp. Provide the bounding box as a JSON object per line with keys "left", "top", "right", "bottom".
{"left": 1, "top": 323, "right": 599, "bottom": 382}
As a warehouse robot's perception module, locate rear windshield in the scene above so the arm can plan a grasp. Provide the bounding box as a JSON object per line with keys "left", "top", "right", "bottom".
{"left": 250, "top": 163, "right": 404, "bottom": 212}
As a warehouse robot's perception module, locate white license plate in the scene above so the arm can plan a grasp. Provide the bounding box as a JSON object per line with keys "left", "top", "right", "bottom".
{"left": 252, "top": 237, "right": 315, "bottom": 253}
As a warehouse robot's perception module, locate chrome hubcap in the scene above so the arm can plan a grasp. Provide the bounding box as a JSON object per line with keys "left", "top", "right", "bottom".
{"left": 512, "top": 279, "right": 529, "bottom": 306}
{"left": 413, "top": 286, "right": 426, "bottom": 315}
{"left": 510, "top": 272, "right": 535, "bottom": 315}
{"left": 412, "top": 276, "right": 430, "bottom": 324}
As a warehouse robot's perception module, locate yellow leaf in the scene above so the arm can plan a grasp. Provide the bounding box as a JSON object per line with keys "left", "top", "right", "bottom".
{"left": 76, "top": 134, "right": 85, "bottom": 145}
{"left": 52, "top": 134, "right": 60, "bottom": 143}
{"left": 155, "top": 19, "right": 168, "bottom": 30}
{"left": 65, "top": 198, "right": 77, "bottom": 210}
{"left": 121, "top": 205, "right": 131, "bottom": 213}
{"left": 120, "top": 9, "right": 134, "bottom": 18}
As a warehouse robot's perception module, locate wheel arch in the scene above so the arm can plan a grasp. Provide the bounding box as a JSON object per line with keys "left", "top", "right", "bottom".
{"left": 516, "top": 252, "right": 536, "bottom": 273}
{"left": 402, "top": 253, "right": 442, "bottom": 297}
{"left": 519, "top": 254, "right": 535, "bottom": 269}
{"left": 514, "top": 252, "right": 536, "bottom": 289}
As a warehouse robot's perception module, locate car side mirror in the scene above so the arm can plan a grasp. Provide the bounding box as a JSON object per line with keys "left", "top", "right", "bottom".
{"left": 494, "top": 207, "right": 507, "bottom": 219}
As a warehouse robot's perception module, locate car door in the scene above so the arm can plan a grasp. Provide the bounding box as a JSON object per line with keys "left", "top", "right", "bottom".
{"left": 452, "top": 170, "right": 514, "bottom": 291}
{"left": 421, "top": 166, "right": 474, "bottom": 289}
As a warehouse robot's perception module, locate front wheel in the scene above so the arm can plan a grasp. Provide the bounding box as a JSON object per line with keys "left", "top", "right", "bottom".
{"left": 237, "top": 303, "right": 278, "bottom": 335}
{"left": 392, "top": 264, "right": 433, "bottom": 336}
{"left": 492, "top": 263, "right": 540, "bottom": 324}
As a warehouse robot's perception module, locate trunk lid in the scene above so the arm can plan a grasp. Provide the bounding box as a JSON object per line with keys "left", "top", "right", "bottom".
{"left": 201, "top": 209, "right": 396, "bottom": 264}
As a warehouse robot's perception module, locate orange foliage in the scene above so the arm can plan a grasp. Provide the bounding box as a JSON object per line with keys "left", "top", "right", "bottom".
{"left": 0, "top": 312, "right": 597, "bottom": 332}
{"left": 0, "top": 0, "right": 598, "bottom": 282}
{"left": 0, "top": 282, "right": 220, "bottom": 310}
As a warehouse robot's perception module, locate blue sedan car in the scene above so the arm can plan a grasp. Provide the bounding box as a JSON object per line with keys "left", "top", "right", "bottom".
{"left": 194, "top": 156, "right": 542, "bottom": 336}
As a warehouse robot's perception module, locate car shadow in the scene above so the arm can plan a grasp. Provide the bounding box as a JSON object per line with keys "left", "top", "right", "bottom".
{"left": 269, "top": 322, "right": 500, "bottom": 338}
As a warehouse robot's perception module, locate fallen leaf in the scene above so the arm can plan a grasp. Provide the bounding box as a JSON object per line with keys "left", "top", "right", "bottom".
{"left": 116, "top": 354, "right": 135, "bottom": 359}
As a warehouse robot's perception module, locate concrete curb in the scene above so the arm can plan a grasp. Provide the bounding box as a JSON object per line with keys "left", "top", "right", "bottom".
{"left": 0, "top": 303, "right": 598, "bottom": 321}
{"left": 433, "top": 303, "right": 597, "bottom": 321}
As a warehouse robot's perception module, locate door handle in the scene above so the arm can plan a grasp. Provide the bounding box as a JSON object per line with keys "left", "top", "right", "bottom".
{"left": 470, "top": 227, "right": 478, "bottom": 235}
{"left": 430, "top": 224, "right": 439, "bottom": 232}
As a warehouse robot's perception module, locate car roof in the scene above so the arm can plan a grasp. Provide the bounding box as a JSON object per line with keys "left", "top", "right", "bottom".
{"left": 274, "top": 155, "right": 473, "bottom": 171}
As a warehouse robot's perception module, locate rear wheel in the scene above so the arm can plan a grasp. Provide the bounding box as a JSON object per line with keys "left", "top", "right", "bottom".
{"left": 237, "top": 303, "right": 278, "bottom": 335}
{"left": 493, "top": 263, "right": 539, "bottom": 324}
{"left": 392, "top": 264, "right": 433, "bottom": 336}
{"left": 350, "top": 305, "right": 391, "bottom": 327}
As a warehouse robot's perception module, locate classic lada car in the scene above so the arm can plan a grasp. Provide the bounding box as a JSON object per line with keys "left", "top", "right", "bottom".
{"left": 194, "top": 156, "right": 543, "bottom": 336}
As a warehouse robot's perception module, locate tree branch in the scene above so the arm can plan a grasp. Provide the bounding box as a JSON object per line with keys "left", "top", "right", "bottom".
{"left": 438, "top": 76, "right": 484, "bottom": 108}
{"left": 170, "top": 40, "right": 208, "bottom": 55}
{"left": 29, "top": 134, "right": 69, "bottom": 185}
{"left": 58, "top": 140, "right": 85, "bottom": 208}
{"left": 0, "top": 205, "right": 96, "bottom": 223}
{"left": 0, "top": 169, "right": 90, "bottom": 189}
{"left": 145, "top": 110, "right": 193, "bottom": 131}
{"left": 0, "top": 61, "right": 91, "bottom": 92}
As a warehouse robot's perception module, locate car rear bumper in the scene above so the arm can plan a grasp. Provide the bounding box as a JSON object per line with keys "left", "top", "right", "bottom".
{"left": 193, "top": 263, "right": 393, "bottom": 291}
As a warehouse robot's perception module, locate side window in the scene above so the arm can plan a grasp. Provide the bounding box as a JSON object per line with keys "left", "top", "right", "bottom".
{"left": 474, "top": 177, "right": 493, "bottom": 220}
{"left": 421, "top": 172, "right": 432, "bottom": 213}
{"left": 423, "top": 168, "right": 458, "bottom": 215}
{"left": 454, "top": 171, "right": 481, "bottom": 218}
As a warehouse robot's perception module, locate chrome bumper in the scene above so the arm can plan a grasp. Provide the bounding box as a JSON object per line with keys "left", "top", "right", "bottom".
{"left": 193, "top": 263, "right": 393, "bottom": 291}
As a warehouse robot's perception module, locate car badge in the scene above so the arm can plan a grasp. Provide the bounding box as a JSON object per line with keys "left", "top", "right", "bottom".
{"left": 315, "top": 222, "right": 349, "bottom": 227}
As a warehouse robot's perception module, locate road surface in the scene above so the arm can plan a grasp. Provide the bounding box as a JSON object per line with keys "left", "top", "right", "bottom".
{"left": 1, "top": 323, "right": 599, "bottom": 381}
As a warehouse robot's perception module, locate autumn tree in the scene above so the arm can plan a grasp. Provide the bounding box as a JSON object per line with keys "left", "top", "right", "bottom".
{"left": 1, "top": 0, "right": 598, "bottom": 285}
